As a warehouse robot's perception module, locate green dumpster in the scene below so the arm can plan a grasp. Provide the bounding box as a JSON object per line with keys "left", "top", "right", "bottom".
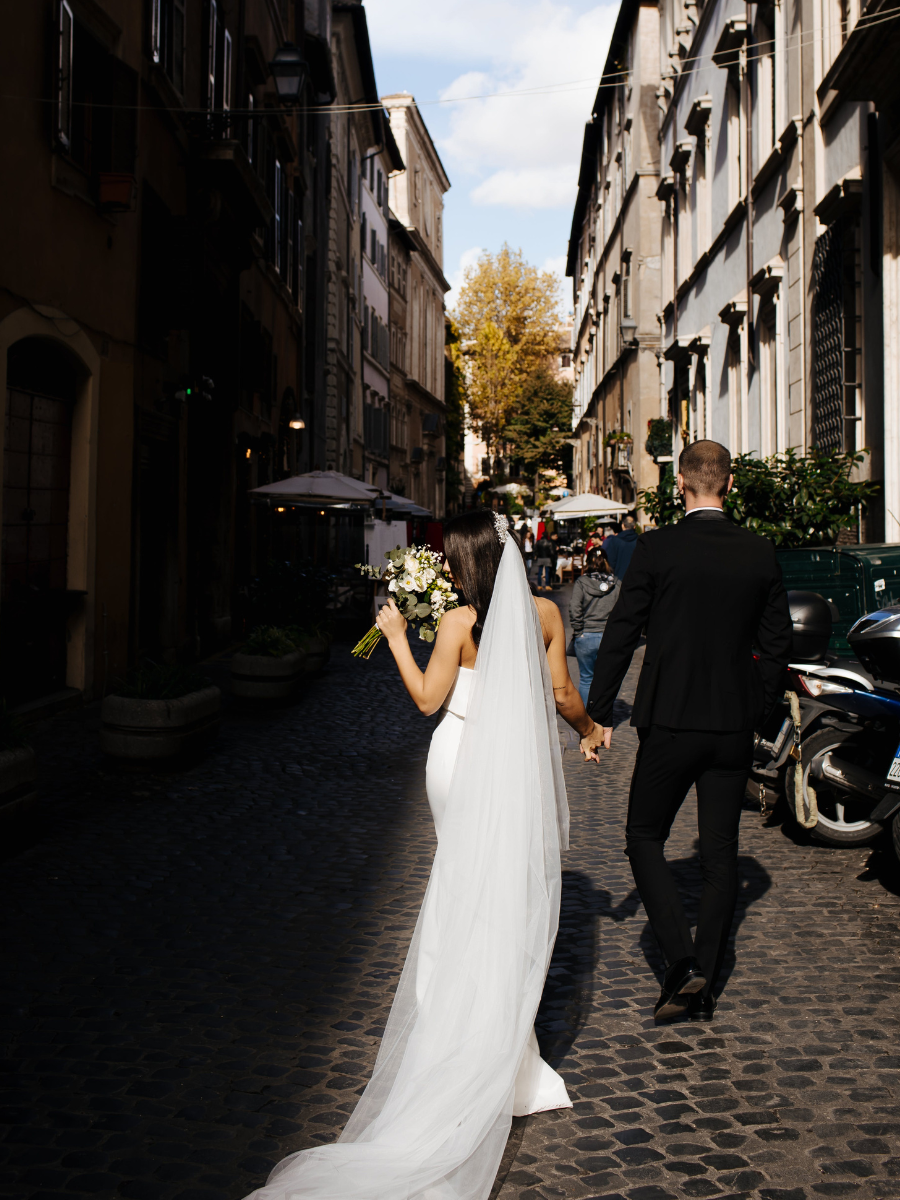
{"left": 775, "top": 544, "right": 900, "bottom": 654}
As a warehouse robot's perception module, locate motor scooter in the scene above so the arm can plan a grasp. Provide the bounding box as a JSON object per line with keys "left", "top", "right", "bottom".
{"left": 750, "top": 592, "right": 900, "bottom": 856}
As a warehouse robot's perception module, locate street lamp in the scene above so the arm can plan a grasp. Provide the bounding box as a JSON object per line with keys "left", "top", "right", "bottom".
{"left": 269, "top": 44, "right": 308, "bottom": 104}
{"left": 620, "top": 317, "right": 638, "bottom": 345}
{"left": 289, "top": 412, "right": 305, "bottom": 430}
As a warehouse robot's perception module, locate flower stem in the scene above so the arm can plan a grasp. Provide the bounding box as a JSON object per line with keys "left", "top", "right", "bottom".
{"left": 352, "top": 625, "right": 383, "bottom": 659}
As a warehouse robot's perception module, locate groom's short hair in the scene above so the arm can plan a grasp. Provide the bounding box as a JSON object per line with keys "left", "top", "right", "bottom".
{"left": 679, "top": 440, "right": 731, "bottom": 498}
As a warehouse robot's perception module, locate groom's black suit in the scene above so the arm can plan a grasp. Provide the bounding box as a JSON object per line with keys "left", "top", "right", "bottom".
{"left": 586, "top": 510, "right": 792, "bottom": 994}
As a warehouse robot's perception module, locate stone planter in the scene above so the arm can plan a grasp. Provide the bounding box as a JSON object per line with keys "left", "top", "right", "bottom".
{"left": 100, "top": 686, "right": 221, "bottom": 760}
{"left": 231, "top": 650, "right": 307, "bottom": 700}
{"left": 299, "top": 633, "right": 331, "bottom": 674}
{"left": 0, "top": 746, "right": 38, "bottom": 836}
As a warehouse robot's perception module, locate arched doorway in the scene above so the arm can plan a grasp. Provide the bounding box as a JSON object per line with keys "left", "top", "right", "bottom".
{"left": 2, "top": 338, "right": 81, "bottom": 704}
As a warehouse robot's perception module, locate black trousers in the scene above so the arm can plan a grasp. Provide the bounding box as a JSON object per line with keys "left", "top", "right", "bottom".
{"left": 625, "top": 725, "right": 753, "bottom": 995}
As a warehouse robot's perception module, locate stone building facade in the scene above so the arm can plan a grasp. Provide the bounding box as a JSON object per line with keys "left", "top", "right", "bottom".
{"left": 566, "top": 0, "right": 663, "bottom": 506}
{"left": 0, "top": 0, "right": 440, "bottom": 713}
{"left": 570, "top": 0, "right": 897, "bottom": 540}
{"left": 384, "top": 94, "right": 451, "bottom": 518}
{"left": 0, "top": 0, "right": 342, "bottom": 707}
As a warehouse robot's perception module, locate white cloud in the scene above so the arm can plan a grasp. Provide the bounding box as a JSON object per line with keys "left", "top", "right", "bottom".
{"left": 541, "top": 254, "right": 568, "bottom": 281}
{"left": 471, "top": 168, "right": 576, "bottom": 210}
{"left": 445, "top": 245, "right": 486, "bottom": 313}
{"left": 436, "top": 3, "right": 618, "bottom": 211}
{"left": 366, "top": 0, "right": 619, "bottom": 213}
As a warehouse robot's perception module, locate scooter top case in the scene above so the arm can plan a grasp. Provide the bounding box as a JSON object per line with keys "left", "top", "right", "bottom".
{"left": 848, "top": 606, "right": 900, "bottom": 684}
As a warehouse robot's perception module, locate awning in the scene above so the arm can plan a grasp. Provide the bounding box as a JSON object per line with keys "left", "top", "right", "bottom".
{"left": 549, "top": 493, "right": 632, "bottom": 519}
{"left": 249, "top": 470, "right": 383, "bottom": 505}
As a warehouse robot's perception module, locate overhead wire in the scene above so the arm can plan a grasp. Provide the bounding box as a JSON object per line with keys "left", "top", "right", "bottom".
{"left": 1, "top": 2, "right": 899, "bottom": 119}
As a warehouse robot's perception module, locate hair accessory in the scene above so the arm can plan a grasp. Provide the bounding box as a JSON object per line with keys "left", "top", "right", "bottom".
{"left": 492, "top": 511, "right": 509, "bottom": 545}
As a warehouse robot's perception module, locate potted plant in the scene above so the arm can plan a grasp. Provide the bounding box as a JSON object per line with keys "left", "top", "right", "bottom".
{"left": 0, "top": 704, "right": 37, "bottom": 836}
{"left": 292, "top": 624, "right": 331, "bottom": 673}
{"left": 231, "top": 626, "right": 308, "bottom": 700}
{"left": 100, "top": 664, "right": 220, "bottom": 761}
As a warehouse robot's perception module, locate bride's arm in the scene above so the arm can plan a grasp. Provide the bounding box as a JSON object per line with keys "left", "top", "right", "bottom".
{"left": 536, "top": 600, "right": 596, "bottom": 739}
{"left": 375, "top": 600, "right": 469, "bottom": 716}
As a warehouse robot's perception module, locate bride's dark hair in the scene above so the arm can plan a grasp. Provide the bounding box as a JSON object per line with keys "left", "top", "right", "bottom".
{"left": 443, "top": 510, "right": 518, "bottom": 646}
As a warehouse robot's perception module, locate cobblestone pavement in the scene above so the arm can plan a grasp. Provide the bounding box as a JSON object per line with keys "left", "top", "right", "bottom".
{"left": 2, "top": 596, "right": 900, "bottom": 1200}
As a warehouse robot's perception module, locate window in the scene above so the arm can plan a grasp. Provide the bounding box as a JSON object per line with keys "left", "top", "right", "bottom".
{"left": 376, "top": 169, "right": 383, "bottom": 207}
{"left": 370, "top": 228, "right": 376, "bottom": 263}
{"left": 727, "top": 329, "right": 742, "bottom": 452}
{"left": 221, "top": 28, "right": 232, "bottom": 118}
{"left": 206, "top": 0, "right": 217, "bottom": 110}
{"left": 758, "top": 303, "right": 779, "bottom": 455}
{"left": 694, "top": 132, "right": 710, "bottom": 256}
{"left": 57, "top": 1, "right": 73, "bottom": 147}
{"left": 727, "top": 74, "right": 742, "bottom": 206}
{"left": 273, "top": 159, "right": 282, "bottom": 273}
{"left": 361, "top": 211, "right": 367, "bottom": 258}
{"left": 756, "top": 10, "right": 776, "bottom": 162}
{"left": 150, "top": 0, "right": 185, "bottom": 93}
{"left": 246, "top": 93, "right": 254, "bottom": 163}
{"left": 56, "top": 14, "right": 138, "bottom": 184}
{"left": 622, "top": 256, "right": 632, "bottom": 319}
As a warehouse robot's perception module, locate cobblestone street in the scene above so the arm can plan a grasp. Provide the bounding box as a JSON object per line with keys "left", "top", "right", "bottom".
{"left": 2, "top": 603, "right": 900, "bottom": 1200}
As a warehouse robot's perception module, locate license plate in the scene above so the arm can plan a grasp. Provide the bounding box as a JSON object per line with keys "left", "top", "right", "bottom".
{"left": 887, "top": 748, "right": 900, "bottom": 782}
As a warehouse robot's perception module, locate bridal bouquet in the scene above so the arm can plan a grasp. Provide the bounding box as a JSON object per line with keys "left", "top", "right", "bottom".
{"left": 352, "top": 545, "right": 458, "bottom": 658}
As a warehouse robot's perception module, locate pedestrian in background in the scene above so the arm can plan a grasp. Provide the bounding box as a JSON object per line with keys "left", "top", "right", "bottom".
{"left": 522, "top": 529, "right": 534, "bottom": 574}
{"left": 533, "top": 533, "right": 556, "bottom": 592}
{"left": 569, "top": 551, "right": 621, "bottom": 704}
{"left": 605, "top": 514, "right": 639, "bottom": 577}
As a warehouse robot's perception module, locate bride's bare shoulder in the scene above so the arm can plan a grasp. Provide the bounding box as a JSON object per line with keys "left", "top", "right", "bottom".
{"left": 533, "top": 596, "right": 563, "bottom": 641}
{"left": 439, "top": 605, "right": 476, "bottom": 633}
{"left": 533, "top": 596, "right": 563, "bottom": 626}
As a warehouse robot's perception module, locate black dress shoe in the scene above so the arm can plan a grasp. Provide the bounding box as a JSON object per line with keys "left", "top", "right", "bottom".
{"left": 654, "top": 956, "right": 707, "bottom": 1022}
{"left": 688, "top": 993, "right": 717, "bottom": 1021}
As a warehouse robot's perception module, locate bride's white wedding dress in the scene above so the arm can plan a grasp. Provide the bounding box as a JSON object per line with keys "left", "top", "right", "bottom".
{"left": 425, "top": 665, "right": 571, "bottom": 1118}
{"left": 245, "top": 535, "right": 571, "bottom": 1200}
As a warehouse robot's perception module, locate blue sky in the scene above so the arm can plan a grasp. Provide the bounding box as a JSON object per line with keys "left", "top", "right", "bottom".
{"left": 364, "top": 1, "right": 620, "bottom": 313}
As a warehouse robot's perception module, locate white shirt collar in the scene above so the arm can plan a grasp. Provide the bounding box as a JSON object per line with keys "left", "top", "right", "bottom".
{"left": 685, "top": 506, "right": 725, "bottom": 514}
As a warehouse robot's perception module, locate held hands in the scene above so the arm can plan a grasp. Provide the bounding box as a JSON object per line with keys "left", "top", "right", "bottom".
{"left": 375, "top": 598, "right": 408, "bottom": 644}
{"left": 580, "top": 722, "right": 613, "bottom": 762}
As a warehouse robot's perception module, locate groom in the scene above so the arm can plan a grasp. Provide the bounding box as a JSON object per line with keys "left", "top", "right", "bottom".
{"left": 580, "top": 440, "right": 791, "bottom": 1021}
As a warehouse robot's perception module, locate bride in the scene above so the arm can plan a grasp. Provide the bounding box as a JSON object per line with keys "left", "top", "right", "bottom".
{"left": 245, "top": 510, "right": 600, "bottom": 1200}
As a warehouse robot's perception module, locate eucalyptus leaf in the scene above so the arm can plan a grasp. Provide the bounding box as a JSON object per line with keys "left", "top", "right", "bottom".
{"left": 415, "top": 602, "right": 432, "bottom": 618}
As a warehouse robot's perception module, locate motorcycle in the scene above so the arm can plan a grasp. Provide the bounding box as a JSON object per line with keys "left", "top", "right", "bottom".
{"left": 750, "top": 591, "right": 900, "bottom": 857}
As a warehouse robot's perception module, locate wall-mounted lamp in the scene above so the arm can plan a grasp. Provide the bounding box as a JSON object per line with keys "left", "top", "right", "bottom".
{"left": 269, "top": 44, "right": 308, "bottom": 104}
{"left": 289, "top": 413, "right": 306, "bottom": 430}
{"left": 276, "top": 506, "right": 286, "bottom": 513}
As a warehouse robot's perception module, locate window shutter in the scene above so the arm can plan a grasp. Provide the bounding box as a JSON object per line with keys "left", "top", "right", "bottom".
{"left": 57, "top": 1, "right": 73, "bottom": 148}
{"left": 274, "top": 159, "right": 282, "bottom": 272}
{"left": 150, "top": 0, "right": 161, "bottom": 63}
{"left": 207, "top": 0, "right": 218, "bottom": 110}
{"left": 287, "top": 189, "right": 295, "bottom": 294}
{"left": 223, "top": 29, "right": 232, "bottom": 119}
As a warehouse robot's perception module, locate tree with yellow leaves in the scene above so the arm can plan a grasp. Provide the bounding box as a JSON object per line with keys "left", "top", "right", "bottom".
{"left": 452, "top": 245, "right": 562, "bottom": 450}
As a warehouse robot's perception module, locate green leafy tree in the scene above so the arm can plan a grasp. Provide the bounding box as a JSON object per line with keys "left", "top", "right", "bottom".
{"left": 506, "top": 367, "right": 574, "bottom": 500}
{"left": 638, "top": 447, "right": 878, "bottom": 546}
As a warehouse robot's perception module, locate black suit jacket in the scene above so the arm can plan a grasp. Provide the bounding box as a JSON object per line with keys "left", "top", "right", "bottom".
{"left": 586, "top": 511, "right": 792, "bottom": 731}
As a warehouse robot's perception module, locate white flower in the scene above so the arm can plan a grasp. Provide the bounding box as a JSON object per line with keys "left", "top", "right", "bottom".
{"left": 388, "top": 578, "right": 397, "bottom": 592}
{"left": 397, "top": 572, "right": 416, "bottom": 591}
{"left": 447, "top": 592, "right": 458, "bottom": 602}
{"left": 403, "top": 553, "right": 418, "bottom": 574}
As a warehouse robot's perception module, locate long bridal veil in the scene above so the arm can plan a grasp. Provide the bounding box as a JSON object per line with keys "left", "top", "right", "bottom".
{"left": 246, "top": 536, "right": 569, "bottom": 1200}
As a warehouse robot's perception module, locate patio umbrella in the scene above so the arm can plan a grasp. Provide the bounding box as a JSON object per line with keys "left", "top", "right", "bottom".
{"left": 549, "top": 493, "right": 632, "bottom": 518}
{"left": 249, "top": 470, "right": 382, "bottom": 505}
